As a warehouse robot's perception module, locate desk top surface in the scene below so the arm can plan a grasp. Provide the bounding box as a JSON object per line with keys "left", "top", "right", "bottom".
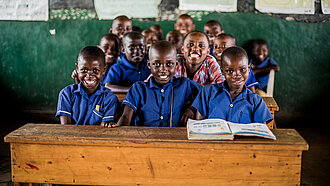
{"left": 4, "top": 124, "right": 308, "bottom": 151}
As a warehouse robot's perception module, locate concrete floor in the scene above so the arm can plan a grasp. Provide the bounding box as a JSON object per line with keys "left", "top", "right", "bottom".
{"left": 0, "top": 113, "right": 329, "bottom": 185}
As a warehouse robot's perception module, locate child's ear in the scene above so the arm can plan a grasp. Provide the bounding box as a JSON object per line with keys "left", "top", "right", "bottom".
{"left": 147, "top": 62, "right": 151, "bottom": 69}
{"left": 192, "top": 24, "right": 196, "bottom": 30}
{"left": 75, "top": 62, "right": 79, "bottom": 70}
{"left": 109, "top": 27, "right": 112, "bottom": 33}
{"left": 221, "top": 30, "right": 224, "bottom": 34}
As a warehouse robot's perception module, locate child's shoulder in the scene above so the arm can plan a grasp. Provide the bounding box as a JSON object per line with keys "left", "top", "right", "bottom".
{"left": 60, "top": 84, "right": 79, "bottom": 94}
{"left": 245, "top": 88, "right": 264, "bottom": 103}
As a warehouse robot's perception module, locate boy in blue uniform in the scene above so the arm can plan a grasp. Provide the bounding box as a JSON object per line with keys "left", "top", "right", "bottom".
{"left": 115, "top": 41, "right": 202, "bottom": 127}
{"left": 104, "top": 32, "right": 151, "bottom": 92}
{"left": 213, "top": 33, "right": 259, "bottom": 92}
{"left": 193, "top": 46, "right": 273, "bottom": 124}
{"left": 250, "top": 39, "right": 280, "bottom": 93}
{"left": 56, "top": 46, "right": 119, "bottom": 126}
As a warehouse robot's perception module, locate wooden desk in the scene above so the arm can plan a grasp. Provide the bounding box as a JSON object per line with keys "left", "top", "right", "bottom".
{"left": 262, "top": 96, "right": 279, "bottom": 129}
{"left": 5, "top": 124, "right": 308, "bottom": 185}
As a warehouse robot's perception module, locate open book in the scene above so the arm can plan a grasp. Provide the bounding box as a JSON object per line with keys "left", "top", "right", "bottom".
{"left": 187, "top": 119, "right": 276, "bottom": 140}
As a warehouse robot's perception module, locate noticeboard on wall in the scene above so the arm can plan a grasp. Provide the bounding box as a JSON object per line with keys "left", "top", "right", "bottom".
{"left": 255, "top": 0, "right": 315, "bottom": 14}
{"left": 0, "top": 0, "right": 48, "bottom": 21}
{"left": 179, "top": 0, "right": 237, "bottom": 12}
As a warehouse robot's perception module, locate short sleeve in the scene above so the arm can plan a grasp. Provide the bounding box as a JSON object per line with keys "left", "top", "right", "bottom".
{"left": 252, "top": 96, "right": 273, "bottom": 124}
{"left": 268, "top": 58, "right": 279, "bottom": 66}
{"left": 101, "top": 92, "right": 119, "bottom": 122}
{"left": 245, "top": 69, "right": 259, "bottom": 89}
{"left": 56, "top": 87, "right": 72, "bottom": 118}
{"left": 207, "top": 56, "right": 225, "bottom": 84}
{"left": 192, "top": 86, "right": 212, "bottom": 118}
{"left": 122, "top": 82, "right": 143, "bottom": 112}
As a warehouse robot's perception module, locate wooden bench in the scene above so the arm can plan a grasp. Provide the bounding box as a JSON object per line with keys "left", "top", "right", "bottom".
{"left": 262, "top": 96, "right": 279, "bottom": 129}
{"left": 5, "top": 124, "right": 308, "bottom": 185}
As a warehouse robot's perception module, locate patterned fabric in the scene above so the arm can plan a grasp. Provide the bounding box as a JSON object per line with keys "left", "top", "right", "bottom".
{"left": 175, "top": 54, "right": 225, "bottom": 86}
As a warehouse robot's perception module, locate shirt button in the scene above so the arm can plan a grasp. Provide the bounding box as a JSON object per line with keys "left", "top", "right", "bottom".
{"left": 160, "top": 116, "right": 163, "bottom": 120}
{"left": 230, "top": 104, "right": 233, "bottom": 107}
{"left": 138, "top": 72, "right": 141, "bottom": 74}
{"left": 161, "top": 89, "right": 164, "bottom": 93}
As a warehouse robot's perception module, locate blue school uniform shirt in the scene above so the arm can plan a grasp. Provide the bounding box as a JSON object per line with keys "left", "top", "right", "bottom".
{"left": 103, "top": 54, "right": 151, "bottom": 86}
{"left": 100, "top": 57, "right": 120, "bottom": 86}
{"left": 246, "top": 69, "right": 259, "bottom": 89}
{"left": 249, "top": 57, "right": 278, "bottom": 91}
{"left": 122, "top": 77, "right": 202, "bottom": 127}
{"left": 192, "top": 81, "right": 273, "bottom": 124}
{"left": 56, "top": 83, "right": 118, "bottom": 125}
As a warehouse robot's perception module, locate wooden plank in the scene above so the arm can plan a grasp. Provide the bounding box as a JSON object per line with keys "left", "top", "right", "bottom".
{"left": 4, "top": 124, "right": 309, "bottom": 151}
{"left": 11, "top": 142, "right": 303, "bottom": 185}
{"left": 262, "top": 97, "right": 279, "bottom": 111}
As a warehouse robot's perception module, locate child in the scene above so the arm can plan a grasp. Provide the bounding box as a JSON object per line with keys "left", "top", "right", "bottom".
{"left": 175, "top": 30, "right": 224, "bottom": 86}
{"left": 142, "top": 29, "right": 159, "bottom": 59}
{"left": 166, "top": 30, "right": 183, "bottom": 55}
{"left": 150, "top": 25, "right": 164, "bottom": 40}
{"left": 109, "top": 15, "right": 133, "bottom": 39}
{"left": 174, "top": 14, "right": 195, "bottom": 37}
{"left": 203, "top": 20, "right": 224, "bottom": 51}
{"left": 71, "top": 33, "right": 121, "bottom": 85}
{"left": 104, "top": 32, "right": 151, "bottom": 92}
{"left": 192, "top": 46, "right": 273, "bottom": 124}
{"left": 213, "top": 33, "right": 259, "bottom": 92}
{"left": 115, "top": 41, "right": 202, "bottom": 127}
{"left": 250, "top": 39, "right": 280, "bottom": 93}
{"left": 56, "top": 46, "right": 119, "bottom": 126}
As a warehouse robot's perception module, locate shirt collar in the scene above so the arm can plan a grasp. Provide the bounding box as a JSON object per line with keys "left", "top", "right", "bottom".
{"left": 120, "top": 54, "right": 147, "bottom": 71}
{"left": 74, "top": 82, "right": 105, "bottom": 96}
{"left": 148, "top": 76, "right": 176, "bottom": 89}
{"left": 221, "top": 81, "right": 248, "bottom": 102}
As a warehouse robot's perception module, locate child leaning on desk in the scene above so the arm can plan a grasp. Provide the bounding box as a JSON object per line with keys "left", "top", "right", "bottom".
{"left": 56, "top": 46, "right": 119, "bottom": 126}
{"left": 192, "top": 46, "right": 273, "bottom": 124}
{"left": 110, "top": 41, "right": 202, "bottom": 127}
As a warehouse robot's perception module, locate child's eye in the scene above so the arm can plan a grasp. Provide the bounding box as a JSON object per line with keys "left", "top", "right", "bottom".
{"left": 198, "top": 44, "right": 205, "bottom": 48}
{"left": 93, "top": 69, "right": 100, "bottom": 73}
{"left": 153, "top": 63, "right": 160, "bottom": 67}
{"left": 80, "top": 69, "right": 88, "bottom": 73}
{"left": 167, "top": 62, "right": 174, "bottom": 67}
{"left": 226, "top": 70, "right": 233, "bottom": 74}
{"left": 188, "top": 43, "right": 194, "bottom": 47}
{"left": 240, "top": 68, "right": 247, "bottom": 73}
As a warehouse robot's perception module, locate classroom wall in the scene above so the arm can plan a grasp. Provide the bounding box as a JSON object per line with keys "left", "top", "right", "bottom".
{"left": 0, "top": 12, "right": 329, "bottom": 122}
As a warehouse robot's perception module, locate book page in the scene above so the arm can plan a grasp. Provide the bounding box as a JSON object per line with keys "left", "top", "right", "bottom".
{"left": 228, "top": 122, "right": 276, "bottom": 140}
{"left": 187, "top": 119, "right": 232, "bottom": 135}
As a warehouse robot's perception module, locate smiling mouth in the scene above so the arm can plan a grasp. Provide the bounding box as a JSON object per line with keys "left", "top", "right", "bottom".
{"left": 83, "top": 79, "right": 97, "bottom": 87}
{"left": 216, "top": 53, "right": 222, "bottom": 57}
{"left": 232, "top": 79, "right": 244, "bottom": 86}
{"left": 190, "top": 53, "right": 200, "bottom": 58}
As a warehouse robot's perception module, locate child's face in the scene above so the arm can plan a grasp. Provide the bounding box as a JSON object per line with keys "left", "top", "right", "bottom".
{"left": 143, "top": 32, "right": 158, "bottom": 56}
{"left": 252, "top": 44, "right": 269, "bottom": 62}
{"left": 111, "top": 19, "right": 132, "bottom": 39}
{"left": 98, "top": 37, "right": 119, "bottom": 66}
{"left": 76, "top": 57, "right": 106, "bottom": 95}
{"left": 174, "top": 17, "right": 195, "bottom": 36}
{"left": 148, "top": 49, "right": 177, "bottom": 87}
{"left": 182, "top": 33, "right": 210, "bottom": 67}
{"left": 203, "top": 23, "right": 223, "bottom": 47}
{"left": 166, "top": 32, "right": 183, "bottom": 53}
{"left": 213, "top": 36, "right": 236, "bottom": 63}
{"left": 123, "top": 37, "right": 145, "bottom": 65}
{"left": 221, "top": 55, "right": 249, "bottom": 91}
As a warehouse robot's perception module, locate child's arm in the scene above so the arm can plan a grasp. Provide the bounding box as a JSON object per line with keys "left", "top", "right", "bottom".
{"left": 249, "top": 86, "right": 256, "bottom": 93}
{"left": 116, "top": 106, "right": 135, "bottom": 126}
{"left": 60, "top": 116, "right": 72, "bottom": 124}
{"left": 105, "top": 82, "right": 130, "bottom": 93}
{"left": 253, "top": 65, "right": 280, "bottom": 75}
{"left": 180, "top": 102, "right": 194, "bottom": 126}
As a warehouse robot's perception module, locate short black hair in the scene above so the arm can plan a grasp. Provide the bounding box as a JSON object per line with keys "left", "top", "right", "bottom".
{"left": 216, "top": 33, "right": 236, "bottom": 44}
{"left": 149, "top": 40, "right": 177, "bottom": 59}
{"left": 178, "top": 14, "right": 193, "bottom": 20}
{"left": 221, "top": 46, "right": 248, "bottom": 67}
{"left": 252, "top": 39, "right": 268, "bottom": 49}
{"left": 204, "top": 20, "right": 222, "bottom": 30}
{"left": 122, "top": 31, "right": 145, "bottom": 47}
{"left": 78, "top": 46, "right": 105, "bottom": 66}
{"left": 99, "top": 33, "right": 121, "bottom": 50}
{"left": 183, "top": 30, "right": 210, "bottom": 45}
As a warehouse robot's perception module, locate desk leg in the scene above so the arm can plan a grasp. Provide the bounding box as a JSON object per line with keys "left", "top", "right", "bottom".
{"left": 267, "top": 111, "right": 275, "bottom": 129}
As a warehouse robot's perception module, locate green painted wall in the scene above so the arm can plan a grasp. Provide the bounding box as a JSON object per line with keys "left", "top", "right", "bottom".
{"left": 1, "top": 12, "right": 329, "bottom": 117}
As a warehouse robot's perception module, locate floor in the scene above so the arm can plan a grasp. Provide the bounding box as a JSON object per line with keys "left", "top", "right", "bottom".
{"left": 0, "top": 112, "right": 329, "bottom": 185}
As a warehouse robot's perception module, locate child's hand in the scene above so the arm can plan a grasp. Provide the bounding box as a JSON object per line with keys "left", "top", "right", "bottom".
{"left": 71, "top": 69, "right": 80, "bottom": 84}
{"left": 180, "top": 106, "right": 195, "bottom": 127}
{"left": 101, "top": 122, "right": 117, "bottom": 128}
